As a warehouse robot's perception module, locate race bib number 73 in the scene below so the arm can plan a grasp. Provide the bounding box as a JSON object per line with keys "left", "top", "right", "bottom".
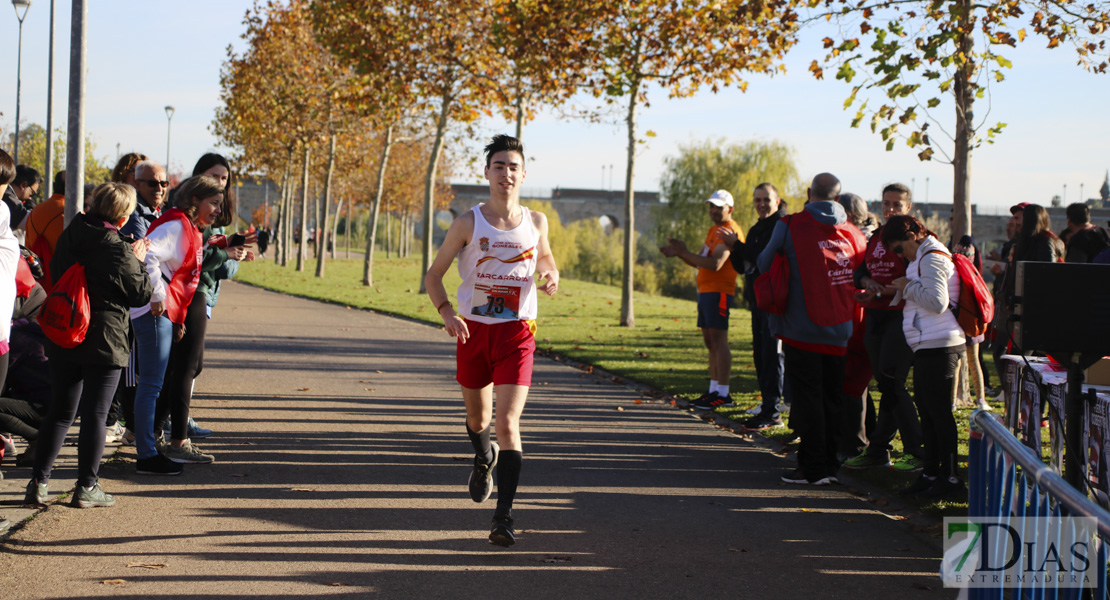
{"left": 470, "top": 283, "right": 522, "bottom": 320}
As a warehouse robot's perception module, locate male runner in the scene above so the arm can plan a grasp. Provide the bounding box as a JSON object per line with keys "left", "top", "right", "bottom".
{"left": 425, "top": 134, "right": 558, "bottom": 547}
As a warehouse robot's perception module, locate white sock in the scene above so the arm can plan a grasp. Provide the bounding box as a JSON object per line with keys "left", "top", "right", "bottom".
{"left": 717, "top": 384, "right": 730, "bottom": 397}
{"left": 708, "top": 381, "right": 718, "bottom": 394}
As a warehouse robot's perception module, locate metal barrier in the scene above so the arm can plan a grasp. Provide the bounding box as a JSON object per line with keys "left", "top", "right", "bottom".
{"left": 969, "top": 409, "right": 1110, "bottom": 599}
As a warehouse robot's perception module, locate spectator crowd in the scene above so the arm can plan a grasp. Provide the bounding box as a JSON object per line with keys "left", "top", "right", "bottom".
{"left": 664, "top": 173, "right": 1110, "bottom": 496}
{"left": 0, "top": 148, "right": 260, "bottom": 533}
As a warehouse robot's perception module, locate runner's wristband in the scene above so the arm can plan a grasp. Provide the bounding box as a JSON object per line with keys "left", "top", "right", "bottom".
{"left": 436, "top": 300, "right": 453, "bottom": 313}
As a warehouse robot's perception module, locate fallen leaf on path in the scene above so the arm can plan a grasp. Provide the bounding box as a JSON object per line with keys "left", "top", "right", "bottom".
{"left": 327, "top": 582, "right": 350, "bottom": 587}
{"left": 453, "top": 456, "right": 468, "bottom": 461}
{"left": 634, "top": 399, "right": 642, "bottom": 404}
{"left": 871, "top": 498, "right": 889, "bottom": 507}
{"left": 127, "top": 563, "right": 167, "bottom": 569}
{"left": 375, "top": 370, "right": 384, "bottom": 374}
{"left": 615, "top": 406, "right": 624, "bottom": 411}
{"left": 537, "top": 556, "right": 572, "bottom": 563}
{"left": 728, "top": 548, "right": 748, "bottom": 552}
{"left": 297, "top": 387, "right": 310, "bottom": 391}
{"left": 359, "top": 380, "right": 372, "bottom": 383}
{"left": 800, "top": 508, "right": 820, "bottom": 513}
{"left": 101, "top": 580, "right": 126, "bottom": 585}
{"left": 291, "top": 488, "right": 317, "bottom": 492}
{"left": 230, "top": 473, "right": 248, "bottom": 478}
{"left": 364, "top": 388, "right": 375, "bottom": 391}
{"left": 910, "top": 582, "right": 935, "bottom": 590}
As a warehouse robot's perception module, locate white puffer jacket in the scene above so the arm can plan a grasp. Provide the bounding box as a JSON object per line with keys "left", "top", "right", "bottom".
{"left": 901, "top": 235, "right": 965, "bottom": 351}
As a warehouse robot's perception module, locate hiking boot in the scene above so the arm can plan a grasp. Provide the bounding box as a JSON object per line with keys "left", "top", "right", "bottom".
{"left": 136, "top": 454, "right": 184, "bottom": 475}
{"left": 72, "top": 483, "right": 116, "bottom": 508}
{"left": 468, "top": 442, "right": 499, "bottom": 503}
{"left": 843, "top": 452, "right": 891, "bottom": 469}
{"left": 890, "top": 455, "right": 925, "bottom": 472}
{"left": 743, "top": 413, "right": 784, "bottom": 431}
{"left": 899, "top": 474, "right": 937, "bottom": 496}
{"left": 693, "top": 393, "right": 733, "bottom": 411}
{"left": 781, "top": 468, "right": 834, "bottom": 486}
{"left": 489, "top": 512, "right": 516, "bottom": 547}
{"left": 163, "top": 440, "right": 215, "bottom": 464}
{"left": 24, "top": 480, "right": 48, "bottom": 506}
{"left": 916, "top": 477, "right": 967, "bottom": 500}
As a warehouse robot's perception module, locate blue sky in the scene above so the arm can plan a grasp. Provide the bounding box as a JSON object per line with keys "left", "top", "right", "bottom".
{"left": 0, "top": 2, "right": 1106, "bottom": 212}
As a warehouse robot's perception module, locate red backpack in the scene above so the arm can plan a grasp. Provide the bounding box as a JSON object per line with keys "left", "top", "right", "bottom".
{"left": 928, "top": 250, "right": 994, "bottom": 337}
{"left": 38, "top": 263, "right": 90, "bottom": 348}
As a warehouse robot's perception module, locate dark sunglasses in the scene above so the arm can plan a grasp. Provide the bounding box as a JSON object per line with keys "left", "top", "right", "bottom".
{"left": 138, "top": 178, "right": 170, "bottom": 188}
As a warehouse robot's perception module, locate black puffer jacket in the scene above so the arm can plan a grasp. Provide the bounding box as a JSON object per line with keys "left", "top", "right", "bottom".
{"left": 46, "top": 213, "right": 153, "bottom": 367}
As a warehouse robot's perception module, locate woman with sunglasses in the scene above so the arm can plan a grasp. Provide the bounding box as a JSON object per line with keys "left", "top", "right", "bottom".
{"left": 131, "top": 175, "right": 224, "bottom": 474}
{"left": 884, "top": 214, "right": 966, "bottom": 500}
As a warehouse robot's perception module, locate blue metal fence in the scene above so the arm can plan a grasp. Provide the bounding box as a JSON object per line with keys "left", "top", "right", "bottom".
{"left": 969, "top": 408, "right": 1110, "bottom": 599}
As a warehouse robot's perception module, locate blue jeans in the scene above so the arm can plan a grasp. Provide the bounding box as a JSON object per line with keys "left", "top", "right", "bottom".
{"left": 133, "top": 311, "right": 172, "bottom": 459}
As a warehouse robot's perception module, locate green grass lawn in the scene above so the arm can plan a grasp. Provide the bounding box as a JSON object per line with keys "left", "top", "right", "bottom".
{"left": 238, "top": 255, "right": 1001, "bottom": 518}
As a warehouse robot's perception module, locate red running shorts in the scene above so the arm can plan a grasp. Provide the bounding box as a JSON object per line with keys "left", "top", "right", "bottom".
{"left": 456, "top": 319, "right": 536, "bottom": 389}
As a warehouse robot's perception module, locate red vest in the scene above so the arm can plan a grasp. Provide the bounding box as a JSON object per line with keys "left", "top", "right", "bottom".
{"left": 788, "top": 209, "right": 866, "bottom": 327}
{"left": 147, "top": 208, "right": 202, "bottom": 324}
{"left": 860, "top": 225, "right": 906, "bottom": 310}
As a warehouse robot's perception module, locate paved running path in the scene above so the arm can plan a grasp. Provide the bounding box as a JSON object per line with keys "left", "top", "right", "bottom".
{"left": 0, "top": 281, "right": 955, "bottom": 599}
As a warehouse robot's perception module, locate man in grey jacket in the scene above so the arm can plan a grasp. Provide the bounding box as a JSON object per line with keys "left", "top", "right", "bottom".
{"left": 757, "top": 173, "right": 866, "bottom": 485}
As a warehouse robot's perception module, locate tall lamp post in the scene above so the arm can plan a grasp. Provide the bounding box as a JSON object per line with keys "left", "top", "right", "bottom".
{"left": 164, "top": 105, "right": 175, "bottom": 172}
{"left": 12, "top": 0, "right": 32, "bottom": 165}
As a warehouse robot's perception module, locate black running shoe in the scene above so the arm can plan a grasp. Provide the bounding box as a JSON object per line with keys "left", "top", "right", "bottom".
{"left": 744, "top": 413, "right": 784, "bottom": 431}
{"left": 136, "top": 454, "right": 184, "bottom": 476}
{"left": 489, "top": 512, "right": 515, "bottom": 547}
{"left": 468, "top": 442, "right": 499, "bottom": 503}
{"left": 693, "top": 392, "right": 733, "bottom": 411}
{"left": 899, "top": 474, "right": 937, "bottom": 496}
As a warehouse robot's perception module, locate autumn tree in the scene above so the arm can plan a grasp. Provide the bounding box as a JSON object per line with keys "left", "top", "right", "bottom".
{"left": 806, "top": 0, "right": 1110, "bottom": 239}
{"left": 580, "top": 0, "right": 799, "bottom": 327}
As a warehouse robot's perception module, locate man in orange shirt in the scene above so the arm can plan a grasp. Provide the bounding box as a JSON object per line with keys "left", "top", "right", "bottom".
{"left": 25, "top": 172, "right": 67, "bottom": 289}
{"left": 660, "top": 190, "right": 745, "bottom": 410}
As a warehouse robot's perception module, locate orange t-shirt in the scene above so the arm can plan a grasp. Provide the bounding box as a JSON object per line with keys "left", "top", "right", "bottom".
{"left": 25, "top": 194, "right": 66, "bottom": 254}
{"left": 695, "top": 219, "right": 744, "bottom": 295}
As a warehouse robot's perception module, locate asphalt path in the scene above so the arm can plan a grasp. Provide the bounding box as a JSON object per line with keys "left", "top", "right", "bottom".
{"left": 0, "top": 280, "right": 955, "bottom": 599}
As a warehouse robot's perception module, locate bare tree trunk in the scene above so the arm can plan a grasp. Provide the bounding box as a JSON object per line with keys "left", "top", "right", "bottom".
{"left": 951, "top": 0, "right": 974, "bottom": 242}
{"left": 420, "top": 83, "right": 455, "bottom": 293}
{"left": 283, "top": 164, "right": 295, "bottom": 267}
{"left": 620, "top": 70, "right": 642, "bottom": 328}
{"left": 296, "top": 144, "right": 311, "bottom": 272}
{"left": 364, "top": 123, "right": 394, "bottom": 286}
{"left": 345, "top": 199, "right": 351, "bottom": 259}
{"left": 385, "top": 209, "right": 392, "bottom": 259}
{"left": 331, "top": 196, "right": 341, "bottom": 260}
{"left": 274, "top": 155, "right": 291, "bottom": 266}
{"left": 315, "top": 134, "right": 336, "bottom": 277}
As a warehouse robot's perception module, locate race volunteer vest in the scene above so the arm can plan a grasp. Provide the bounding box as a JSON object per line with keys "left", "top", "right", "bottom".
{"left": 457, "top": 204, "right": 538, "bottom": 325}
{"left": 860, "top": 225, "right": 906, "bottom": 310}
{"left": 146, "top": 208, "right": 202, "bottom": 325}
{"left": 789, "top": 209, "right": 866, "bottom": 327}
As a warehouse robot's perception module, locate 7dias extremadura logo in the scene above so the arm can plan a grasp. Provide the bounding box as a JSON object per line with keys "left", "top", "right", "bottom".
{"left": 941, "top": 517, "right": 1098, "bottom": 588}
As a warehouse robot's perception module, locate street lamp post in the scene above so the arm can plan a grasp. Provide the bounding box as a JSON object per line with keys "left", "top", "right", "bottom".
{"left": 12, "top": 0, "right": 32, "bottom": 165}
{"left": 164, "top": 105, "right": 175, "bottom": 172}
{"left": 44, "top": 0, "right": 55, "bottom": 197}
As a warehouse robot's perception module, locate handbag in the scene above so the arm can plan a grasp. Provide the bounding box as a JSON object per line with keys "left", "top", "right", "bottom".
{"left": 753, "top": 216, "right": 791, "bottom": 315}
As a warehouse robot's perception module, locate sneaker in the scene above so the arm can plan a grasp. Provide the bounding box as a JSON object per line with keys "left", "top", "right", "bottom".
{"left": 187, "top": 418, "right": 212, "bottom": 439}
{"left": 916, "top": 477, "right": 967, "bottom": 500}
{"left": 976, "top": 398, "right": 991, "bottom": 411}
{"left": 105, "top": 422, "right": 125, "bottom": 443}
{"left": 1, "top": 434, "right": 14, "bottom": 457}
{"left": 0, "top": 518, "right": 9, "bottom": 535}
{"left": 163, "top": 440, "right": 215, "bottom": 464}
{"left": 780, "top": 469, "right": 834, "bottom": 486}
{"left": 745, "top": 404, "right": 763, "bottom": 415}
{"left": 776, "top": 401, "right": 789, "bottom": 415}
{"left": 890, "top": 455, "right": 925, "bottom": 472}
{"left": 24, "top": 480, "right": 48, "bottom": 506}
{"left": 843, "top": 452, "right": 892, "bottom": 469}
{"left": 693, "top": 393, "right": 733, "bottom": 411}
{"left": 743, "top": 413, "right": 784, "bottom": 431}
{"left": 72, "top": 483, "right": 116, "bottom": 508}
{"left": 468, "top": 442, "right": 499, "bottom": 503}
{"left": 136, "top": 454, "right": 184, "bottom": 475}
{"left": 489, "top": 512, "right": 516, "bottom": 547}
{"left": 120, "top": 429, "right": 136, "bottom": 446}
{"left": 899, "top": 474, "right": 937, "bottom": 496}
{"left": 16, "top": 439, "right": 37, "bottom": 467}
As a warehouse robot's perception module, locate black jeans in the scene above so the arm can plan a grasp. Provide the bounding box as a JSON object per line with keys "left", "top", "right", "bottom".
{"left": 33, "top": 360, "right": 121, "bottom": 487}
{"left": 0, "top": 397, "right": 46, "bottom": 440}
{"left": 155, "top": 291, "right": 208, "bottom": 441}
{"left": 913, "top": 345, "right": 964, "bottom": 479}
{"left": 863, "top": 310, "right": 923, "bottom": 459}
{"left": 752, "top": 309, "right": 785, "bottom": 413}
{"left": 784, "top": 344, "right": 845, "bottom": 481}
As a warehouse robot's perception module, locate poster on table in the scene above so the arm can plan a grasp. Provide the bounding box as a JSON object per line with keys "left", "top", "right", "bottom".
{"left": 1085, "top": 396, "right": 1110, "bottom": 507}
{"left": 1046, "top": 383, "right": 1066, "bottom": 475}
{"left": 1019, "top": 371, "right": 1041, "bottom": 456}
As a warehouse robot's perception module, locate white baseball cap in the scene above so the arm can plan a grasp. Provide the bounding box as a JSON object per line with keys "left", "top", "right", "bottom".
{"left": 706, "top": 189, "right": 734, "bottom": 207}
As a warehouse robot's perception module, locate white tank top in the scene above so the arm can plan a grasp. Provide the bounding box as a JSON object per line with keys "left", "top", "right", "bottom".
{"left": 457, "top": 204, "right": 539, "bottom": 324}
